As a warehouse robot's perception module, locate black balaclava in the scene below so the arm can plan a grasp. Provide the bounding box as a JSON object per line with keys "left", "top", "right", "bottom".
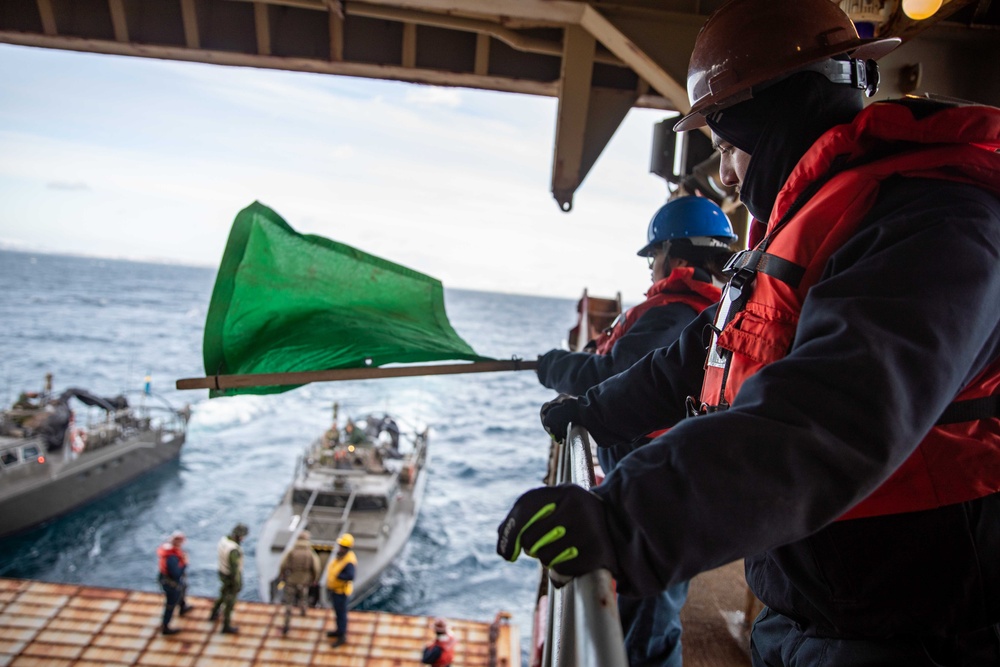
{"left": 706, "top": 60, "right": 864, "bottom": 223}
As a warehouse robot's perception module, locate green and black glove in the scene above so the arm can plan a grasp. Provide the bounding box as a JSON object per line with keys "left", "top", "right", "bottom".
{"left": 539, "top": 394, "right": 580, "bottom": 443}
{"left": 496, "top": 484, "right": 617, "bottom": 583}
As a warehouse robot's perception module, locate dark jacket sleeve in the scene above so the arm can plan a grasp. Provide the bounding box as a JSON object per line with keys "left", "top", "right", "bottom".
{"left": 339, "top": 562, "right": 356, "bottom": 582}
{"left": 537, "top": 302, "right": 700, "bottom": 396}
{"left": 581, "top": 179, "right": 1000, "bottom": 595}
{"left": 566, "top": 305, "right": 719, "bottom": 447}
{"left": 422, "top": 646, "right": 443, "bottom": 664}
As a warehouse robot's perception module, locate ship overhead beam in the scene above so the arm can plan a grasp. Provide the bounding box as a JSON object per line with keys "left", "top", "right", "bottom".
{"left": 1, "top": 0, "right": 998, "bottom": 211}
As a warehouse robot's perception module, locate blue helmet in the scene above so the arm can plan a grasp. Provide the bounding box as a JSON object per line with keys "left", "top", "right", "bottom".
{"left": 637, "top": 196, "right": 738, "bottom": 257}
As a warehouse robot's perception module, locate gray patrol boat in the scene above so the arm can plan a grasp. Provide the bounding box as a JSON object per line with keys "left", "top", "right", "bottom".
{"left": 0, "top": 376, "right": 189, "bottom": 538}
{"left": 256, "top": 407, "right": 429, "bottom": 608}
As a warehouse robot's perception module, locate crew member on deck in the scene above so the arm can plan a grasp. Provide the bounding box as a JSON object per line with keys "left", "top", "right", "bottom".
{"left": 210, "top": 523, "right": 247, "bottom": 634}
{"left": 422, "top": 617, "right": 457, "bottom": 666}
{"left": 278, "top": 530, "right": 321, "bottom": 636}
{"left": 157, "top": 530, "right": 191, "bottom": 636}
{"left": 326, "top": 533, "right": 357, "bottom": 648}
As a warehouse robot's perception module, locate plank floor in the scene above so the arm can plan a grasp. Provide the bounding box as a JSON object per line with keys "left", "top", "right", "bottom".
{"left": 0, "top": 564, "right": 755, "bottom": 667}
{"left": 0, "top": 578, "right": 518, "bottom": 667}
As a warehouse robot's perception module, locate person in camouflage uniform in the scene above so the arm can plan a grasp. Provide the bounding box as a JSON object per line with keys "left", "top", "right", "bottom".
{"left": 209, "top": 523, "right": 248, "bottom": 634}
{"left": 278, "top": 530, "right": 321, "bottom": 635}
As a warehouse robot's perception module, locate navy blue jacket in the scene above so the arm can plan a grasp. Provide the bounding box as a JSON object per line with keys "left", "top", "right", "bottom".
{"left": 566, "top": 177, "right": 1000, "bottom": 636}
{"left": 537, "top": 273, "right": 715, "bottom": 397}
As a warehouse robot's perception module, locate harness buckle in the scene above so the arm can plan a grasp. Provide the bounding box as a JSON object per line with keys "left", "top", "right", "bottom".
{"left": 722, "top": 249, "right": 750, "bottom": 276}
{"left": 685, "top": 395, "right": 728, "bottom": 417}
{"left": 725, "top": 267, "right": 756, "bottom": 302}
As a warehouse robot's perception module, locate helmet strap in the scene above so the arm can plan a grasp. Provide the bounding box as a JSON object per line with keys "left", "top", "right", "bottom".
{"left": 802, "top": 58, "right": 880, "bottom": 97}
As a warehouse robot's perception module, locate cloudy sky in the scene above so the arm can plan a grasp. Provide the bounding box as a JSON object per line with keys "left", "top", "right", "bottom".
{"left": 0, "top": 42, "right": 676, "bottom": 301}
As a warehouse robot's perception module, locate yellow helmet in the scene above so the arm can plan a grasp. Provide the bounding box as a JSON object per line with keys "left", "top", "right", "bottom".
{"left": 337, "top": 533, "right": 354, "bottom": 549}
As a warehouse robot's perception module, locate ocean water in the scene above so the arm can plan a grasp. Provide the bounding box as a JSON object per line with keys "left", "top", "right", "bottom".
{"left": 0, "top": 248, "right": 579, "bottom": 656}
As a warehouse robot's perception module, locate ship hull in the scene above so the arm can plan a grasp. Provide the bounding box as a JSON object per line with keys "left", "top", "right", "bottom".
{"left": 0, "top": 430, "right": 185, "bottom": 538}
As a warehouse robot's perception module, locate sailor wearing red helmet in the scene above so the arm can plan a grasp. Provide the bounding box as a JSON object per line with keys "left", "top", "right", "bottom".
{"left": 500, "top": 0, "right": 1000, "bottom": 664}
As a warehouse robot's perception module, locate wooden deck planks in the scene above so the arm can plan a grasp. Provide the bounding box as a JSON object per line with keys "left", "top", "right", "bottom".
{"left": 0, "top": 579, "right": 518, "bottom": 667}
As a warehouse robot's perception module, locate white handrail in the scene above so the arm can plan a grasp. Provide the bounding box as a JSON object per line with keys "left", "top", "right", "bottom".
{"left": 541, "top": 423, "right": 628, "bottom": 667}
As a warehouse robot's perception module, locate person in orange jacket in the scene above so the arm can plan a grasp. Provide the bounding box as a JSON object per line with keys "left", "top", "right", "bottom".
{"left": 157, "top": 530, "right": 191, "bottom": 635}
{"left": 421, "top": 617, "right": 457, "bottom": 667}
{"left": 535, "top": 195, "right": 736, "bottom": 666}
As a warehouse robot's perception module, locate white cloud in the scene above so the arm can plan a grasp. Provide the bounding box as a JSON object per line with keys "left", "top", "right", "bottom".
{"left": 404, "top": 86, "right": 463, "bottom": 107}
{"left": 0, "top": 44, "right": 672, "bottom": 299}
{"left": 46, "top": 180, "right": 90, "bottom": 191}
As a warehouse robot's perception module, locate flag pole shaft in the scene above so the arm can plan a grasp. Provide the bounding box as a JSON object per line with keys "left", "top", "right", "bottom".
{"left": 175, "top": 360, "right": 539, "bottom": 391}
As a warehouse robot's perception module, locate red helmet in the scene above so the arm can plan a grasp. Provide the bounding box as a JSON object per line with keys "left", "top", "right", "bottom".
{"left": 674, "top": 0, "right": 900, "bottom": 131}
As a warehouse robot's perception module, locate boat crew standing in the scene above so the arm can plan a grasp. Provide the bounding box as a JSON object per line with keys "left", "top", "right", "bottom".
{"left": 326, "top": 533, "right": 356, "bottom": 648}
{"left": 210, "top": 523, "right": 248, "bottom": 634}
{"left": 278, "top": 530, "right": 321, "bottom": 636}
{"left": 157, "top": 530, "right": 190, "bottom": 635}
{"left": 421, "top": 618, "right": 457, "bottom": 666}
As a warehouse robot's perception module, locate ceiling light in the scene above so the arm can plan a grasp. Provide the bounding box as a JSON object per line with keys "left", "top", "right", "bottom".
{"left": 901, "top": 0, "right": 943, "bottom": 20}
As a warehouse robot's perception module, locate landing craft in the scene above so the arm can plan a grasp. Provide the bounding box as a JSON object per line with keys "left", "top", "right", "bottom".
{"left": 0, "top": 375, "right": 189, "bottom": 538}
{"left": 255, "top": 409, "right": 430, "bottom": 609}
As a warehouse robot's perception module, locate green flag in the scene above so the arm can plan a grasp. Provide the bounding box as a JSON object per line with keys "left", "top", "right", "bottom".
{"left": 203, "top": 202, "right": 492, "bottom": 397}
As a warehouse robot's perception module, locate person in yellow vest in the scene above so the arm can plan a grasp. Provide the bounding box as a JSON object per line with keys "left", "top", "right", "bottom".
{"left": 326, "top": 533, "right": 356, "bottom": 648}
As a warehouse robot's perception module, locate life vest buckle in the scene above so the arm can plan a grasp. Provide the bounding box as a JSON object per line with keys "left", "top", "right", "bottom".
{"left": 722, "top": 249, "right": 750, "bottom": 276}
{"left": 686, "top": 395, "right": 728, "bottom": 417}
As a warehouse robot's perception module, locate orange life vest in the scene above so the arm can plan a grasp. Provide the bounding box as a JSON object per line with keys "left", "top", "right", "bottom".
{"left": 595, "top": 267, "right": 721, "bottom": 355}
{"left": 698, "top": 101, "right": 1000, "bottom": 520}
{"left": 157, "top": 544, "right": 187, "bottom": 577}
{"left": 427, "top": 633, "right": 456, "bottom": 666}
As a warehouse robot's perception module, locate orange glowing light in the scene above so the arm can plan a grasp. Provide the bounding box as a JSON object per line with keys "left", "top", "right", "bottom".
{"left": 902, "top": 0, "right": 943, "bottom": 20}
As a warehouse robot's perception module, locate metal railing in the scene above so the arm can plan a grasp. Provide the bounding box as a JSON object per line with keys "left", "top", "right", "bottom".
{"left": 540, "top": 423, "right": 628, "bottom": 667}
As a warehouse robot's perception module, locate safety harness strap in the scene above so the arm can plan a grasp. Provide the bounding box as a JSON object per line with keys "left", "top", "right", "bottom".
{"left": 724, "top": 249, "right": 806, "bottom": 288}
{"left": 936, "top": 395, "right": 1000, "bottom": 425}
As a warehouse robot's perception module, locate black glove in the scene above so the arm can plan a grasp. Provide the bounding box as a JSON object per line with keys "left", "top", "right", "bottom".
{"left": 539, "top": 394, "right": 579, "bottom": 443}
{"left": 496, "top": 484, "right": 617, "bottom": 583}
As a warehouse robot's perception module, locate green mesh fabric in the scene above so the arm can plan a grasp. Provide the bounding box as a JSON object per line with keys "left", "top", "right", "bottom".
{"left": 203, "top": 202, "right": 490, "bottom": 397}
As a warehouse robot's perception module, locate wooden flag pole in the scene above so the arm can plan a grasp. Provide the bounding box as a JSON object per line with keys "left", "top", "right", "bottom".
{"left": 176, "top": 359, "right": 539, "bottom": 391}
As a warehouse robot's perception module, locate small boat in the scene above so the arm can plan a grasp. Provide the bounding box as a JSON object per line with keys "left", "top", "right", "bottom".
{"left": 256, "top": 406, "right": 429, "bottom": 608}
{"left": 0, "top": 375, "right": 190, "bottom": 538}
{"left": 568, "top": 288, "right": 622, "bottom": 352}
